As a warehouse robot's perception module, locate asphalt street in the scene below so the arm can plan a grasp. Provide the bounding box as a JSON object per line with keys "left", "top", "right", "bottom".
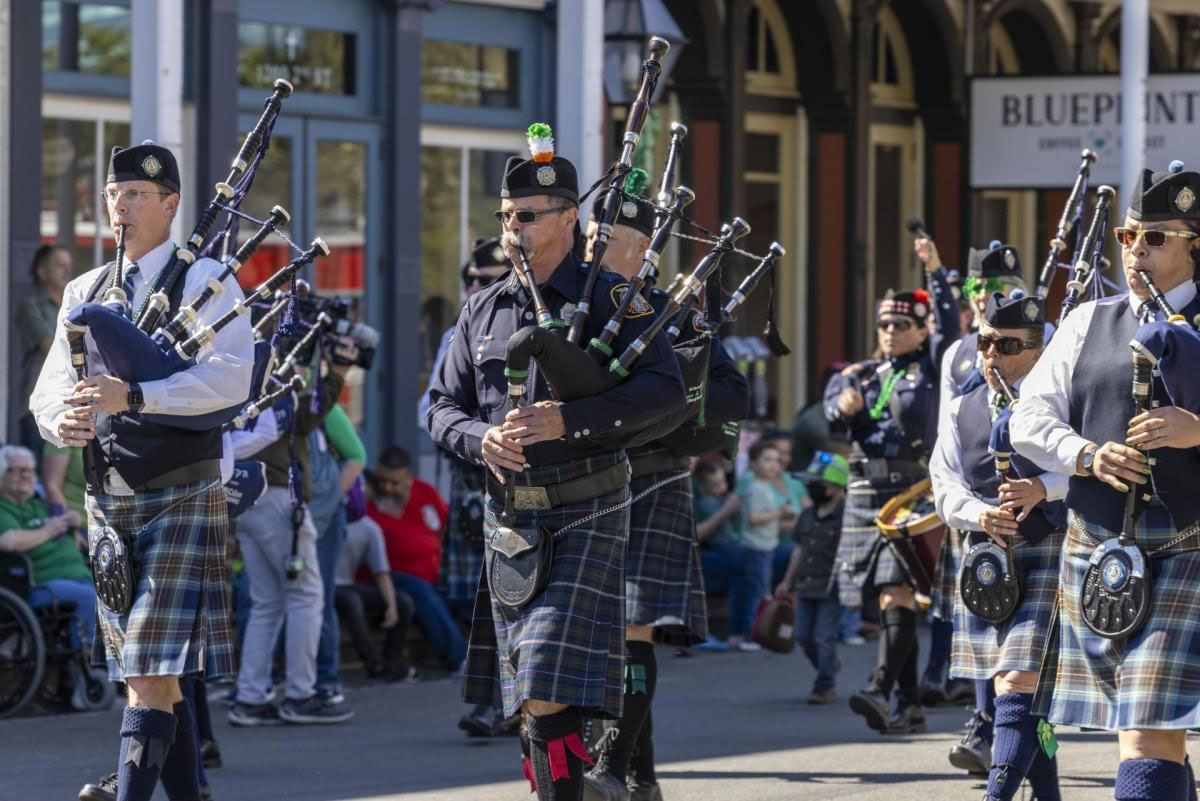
{"left": 0, "top": 628, "right": 1168, "bottom": 800}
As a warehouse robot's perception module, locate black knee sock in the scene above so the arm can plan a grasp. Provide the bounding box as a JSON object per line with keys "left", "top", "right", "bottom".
{"left": 872, "top": 607, "right": 916, "bottom": 697}
{"left": 159, "top": 697, "right": 202, "bottom": 800}
{"left": 924, "top": 617, "right": 953, "bottom": 677}
{"left": 527, "top": 707, "right": 590, "bottom": 801}
{"left": 897, "top": 630, "right": 920, "bottom": 706}
{"left": 630, "top": 707, "right": 656, "bottom": 785}
{"left": 116, "top": 706, "right": 177, "bottom": 801}
{"left": 603, "top": 641, "right": 658, "bottom": 782}
{"left": 191, "top": 680, "right": 215, "bottom": 745}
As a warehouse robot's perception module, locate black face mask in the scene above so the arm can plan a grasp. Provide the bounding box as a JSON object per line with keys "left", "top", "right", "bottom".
{"left": 808, "top": 482, "right": 833, "bottom": 506}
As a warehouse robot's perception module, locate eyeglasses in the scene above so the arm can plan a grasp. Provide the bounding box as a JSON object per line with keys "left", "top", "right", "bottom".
{"left": 1113, "top": 227, "right": 1199, "bottom": 248}
{"left": 102, "top": 188, "right": 173, "bottom": 205}
{"left": 493, "top": 207, "right": 566, "bottom": 226}
{"left": 876, "top": 319, "right": 915, "bottom": 332}
{"left": 4, "top": 467, "right": 35, "bottom": 476}
{"left": 977, "top": 334, "right": 1041, "bottom": 356}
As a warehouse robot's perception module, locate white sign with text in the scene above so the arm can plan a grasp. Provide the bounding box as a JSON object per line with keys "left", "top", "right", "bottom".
{"left": 970, "top": 74, "right": 1200, "bottom": 188}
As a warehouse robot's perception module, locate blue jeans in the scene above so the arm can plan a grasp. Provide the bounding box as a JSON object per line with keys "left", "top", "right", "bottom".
{"left": 731, "top": 548, "right": 773, "bottom": 638}
{"left": 795, "top": 591, "right": 843, "bottom": 691}
{"left": 701, "top": 542, "right": 746, "bottom": 596}
{"left": 315, "top": 505, "right": 347, "bottom": 691}
{"left": 390, "top": 572, "right": 467, "bottom": 668}
{"left": 27, "top": 578, "right": 97, "bottom": 651}
{"left": 839, "top": 605, "right": 862, "bottom": 641}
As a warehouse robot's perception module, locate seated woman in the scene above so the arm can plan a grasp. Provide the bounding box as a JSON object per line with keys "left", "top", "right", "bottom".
{"left": 0, "top": 444, "right": 95, "bottom": 650}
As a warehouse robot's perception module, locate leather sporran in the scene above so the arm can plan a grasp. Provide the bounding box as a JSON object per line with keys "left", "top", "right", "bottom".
{"left": 1081, "top": 538, "right": 1151, "bottom": 639}
{"left": 959, "top": 536, "right": 1021, "bottom": 624}
{"left": 487, "top": 524, "right": 553, "bottom": 610}
{"left": 90, "top": 525, "right": 135, "bottom": 616}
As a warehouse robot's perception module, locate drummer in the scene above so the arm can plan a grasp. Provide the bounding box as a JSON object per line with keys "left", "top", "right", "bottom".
{"left": 929, "top": 291, "right": 1064, "bottom": 801}
{"left": 825, "top": 264, "right": 960, "bottom": 735}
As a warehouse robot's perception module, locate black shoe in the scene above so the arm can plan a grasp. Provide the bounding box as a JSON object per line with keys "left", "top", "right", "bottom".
{"left": 458, "top": 703, "right": 503, "bottom": 737}
{"left": 628, "top": 779, "right": 663, "bottom": 801}
{"left": 583, "top": 768, "right": 632, "bottom": 801}
{"left": 885, "top": 702, "right": 927, "bottom": 734}
{"left": 945, "top": 677, "right": 975, "bottom": 705}
{"left": 493, "top": 711, "right": 523, "bottom": 736}
{"left": 78, "top": 773, "right": 117, "bottom": 801}
{"left": 919, "top": 662, "right": 950, "bottom": 706}
{"left": 279, "top": 695, "right": 355, "bottom": 725}
{"left": 201, "top": 738, "right": 222, "bottom": 768}
{"left": 948, "top": 709, "right": 992, "bottom": 775}
{"left": 848, "top": 688, "right": 891, "bottom": 733}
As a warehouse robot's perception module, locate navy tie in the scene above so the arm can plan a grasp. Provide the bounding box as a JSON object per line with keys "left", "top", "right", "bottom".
{"left": 121, "top": 263, "right": 140, "bottom": 319}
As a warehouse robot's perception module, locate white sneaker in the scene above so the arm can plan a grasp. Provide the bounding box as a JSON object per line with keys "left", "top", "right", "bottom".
{"left": 736, "top": 641, "right": 763, "bottom": 653}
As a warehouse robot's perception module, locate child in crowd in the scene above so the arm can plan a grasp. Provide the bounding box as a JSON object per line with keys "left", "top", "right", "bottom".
{"left": 694, "top": 460, "right": 744, "bottom": 652}
{"left": 776, "top": 451, "right": 851, "bottom": 703}
{"left": 735, "top": 440, "right": 799, "bottom": 652}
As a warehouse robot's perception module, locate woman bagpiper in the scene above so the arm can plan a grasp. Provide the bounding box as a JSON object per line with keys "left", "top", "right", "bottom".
{"left": 1012, "top": 161, "right": 1200, "bottom": 801}
{"left": 930, "top": 291, "right": 1064, "bottom": 800}
{"left": 825, "top": 264, "right": 959, "bottom": 734}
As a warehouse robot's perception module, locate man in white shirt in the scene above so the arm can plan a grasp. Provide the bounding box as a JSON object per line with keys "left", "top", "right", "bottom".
{"left": 930, "top": 292, "right": 1065, "bottom": 801}
{"left": 1011, "top": 161, "right": 1200, "bottom": 801}
{"left": 31, "top": 142, "right": 251, "bottom": 801}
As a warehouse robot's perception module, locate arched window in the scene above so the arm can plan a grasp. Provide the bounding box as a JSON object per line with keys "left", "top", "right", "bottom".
{"left": 745, "top": 0, "right": 797, "bottom": 98}
{"left": 987, "top": 21, "right": 1021, "bottom": 75}
{"left": 870, "top": 8, "right": 914, "bottom": 108}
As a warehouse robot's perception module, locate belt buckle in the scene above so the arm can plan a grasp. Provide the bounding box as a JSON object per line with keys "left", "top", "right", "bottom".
{"left": 512, "top": 485, "right": 552, "bottom": 511}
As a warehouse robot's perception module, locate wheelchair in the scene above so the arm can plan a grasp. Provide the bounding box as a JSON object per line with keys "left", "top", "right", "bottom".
{"left": 0, "top": 551, "right": 115, "bottom": 717}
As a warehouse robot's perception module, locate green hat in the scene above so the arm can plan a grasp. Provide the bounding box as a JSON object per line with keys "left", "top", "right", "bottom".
{"left": 803, "top": 451, "right": 849, "bottom": 488}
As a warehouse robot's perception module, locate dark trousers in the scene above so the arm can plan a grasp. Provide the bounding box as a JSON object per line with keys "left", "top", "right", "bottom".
{"left": 334, "top": 584, "right": 415, "bottom": 670}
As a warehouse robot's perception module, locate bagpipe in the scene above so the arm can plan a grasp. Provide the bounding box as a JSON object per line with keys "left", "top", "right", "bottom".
{"left": 1035, "top": 149, "right": 1096, "bottom": 298}
{"left": 959, "top": 366, "right": 1022, "bottom": 624}
{"left": 63, "top": 80, "right": 330, "bottom": 432}
{"left": 1059, "top": 184, "right": 1116, "bottom": 320}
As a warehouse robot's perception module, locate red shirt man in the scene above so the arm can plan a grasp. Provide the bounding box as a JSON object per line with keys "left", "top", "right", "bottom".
{"left": 367, "top": 462, "right": 448, "bottom": 585}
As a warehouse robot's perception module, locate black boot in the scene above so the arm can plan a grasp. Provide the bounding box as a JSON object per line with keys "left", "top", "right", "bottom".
{"left": 582, "top": 728, "right": 630, "bottom": 801}
{"left": 459, "top": 703, "right": 504, "bottom": 737}
{"left": 948, "top": 709, "right": 993, "bottom": 775}
{"left": 851, "top": 607, "right": 916, "bottom": 732}
{"left": 848, "top": 668, "right": 892, "bottom": 732}
{"left": 886, "top": 698, "right": 928, "bottom": 734}
{"left": 78, "top": 774, "right": 118, "bottom": 801}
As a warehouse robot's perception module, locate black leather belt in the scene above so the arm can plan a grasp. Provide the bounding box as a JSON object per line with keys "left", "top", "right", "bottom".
{"left": 629, "top": 451, "right": 691, "bottom": 478}
{"left": 486, "top": 460, "right": 632, "bottom": 511}
{"left": 138, "top": 460, "right": 223, "bottom": 492}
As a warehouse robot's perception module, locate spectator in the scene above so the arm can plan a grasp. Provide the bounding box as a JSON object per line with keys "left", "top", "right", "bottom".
{"left": 229, "top": 341, "right": 356, "bottom": 727}
{"left": 16, "top": 244, "right": 73, "bottom": 457}
{"left": 737, "top": 429, "right": 809, "bottom": 585}
{"left": 776, "top": 451, "right": 851, "bottom": 704}
{"left": 0, "top": 445, "right": 95, "bottom": 652}
{"left": 693, "top": 460, "right": 744, "bottom": 652}
{"left": 39, "top": 444, "right": 86, "bottom": 545}
{"left": 366, "top": 446, "right": 467, "bottom": 672}
{"left": 735, "top": 440, "right": 799, "bottom": 652}
{"left": 335, "top": 515, "right": 417, "bottom": 682}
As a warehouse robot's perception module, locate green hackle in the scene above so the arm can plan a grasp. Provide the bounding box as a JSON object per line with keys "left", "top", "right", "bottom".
{"left": 623, "top": 167, "right": 650, "bottom": 198}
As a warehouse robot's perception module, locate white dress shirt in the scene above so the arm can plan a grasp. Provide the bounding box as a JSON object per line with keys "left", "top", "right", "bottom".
{"left": 1009, "top": 281, "right": 1198, "bottom": 477}
{"left": 29, "top": 236, "right": 254, "bottom": 454}
{"left": 931, "top": 376, "right": 1069, "bottom": 532}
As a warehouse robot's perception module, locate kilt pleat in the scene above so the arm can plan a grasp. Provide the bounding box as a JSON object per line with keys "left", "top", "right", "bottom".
{"left": 89, "top": 479, "right": 235, "bottom": 682}
{"left": 624, "top": 471, "right": 707, "bottom": 645}
{"left": 931, "top": 528, "right": 962, "bottom": 622}
{"left": 438, "top": 460, "right": 486, "bottom": 607}
{"left": 835, "top": 473, "right": 922, "bottom": 607}
{"left": 461, "top": 452, "right": 630, "bottom": 720}
{"left": 1035, "top": 509, "right": 1200, "bottom": 730}
{"left": 950, "top": 530, "right": 1063, "bottom": 680}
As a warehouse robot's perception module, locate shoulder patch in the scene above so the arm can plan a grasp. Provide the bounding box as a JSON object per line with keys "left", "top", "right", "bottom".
{"left": 611, "top": 283, "right": 654, "bottom": 318}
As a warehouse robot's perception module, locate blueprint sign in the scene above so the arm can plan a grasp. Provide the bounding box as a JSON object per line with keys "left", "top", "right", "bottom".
{"left": 970, "top": 75, "right": 1200, "bottom": 188}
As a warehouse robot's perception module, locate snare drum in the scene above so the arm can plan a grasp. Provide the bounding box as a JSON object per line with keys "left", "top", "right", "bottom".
{"left": 875, "top": 478, "right": 947, "bottom": 608}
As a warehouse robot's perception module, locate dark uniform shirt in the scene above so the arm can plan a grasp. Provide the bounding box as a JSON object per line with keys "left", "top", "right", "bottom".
{"left": 427, "top": 251, "right": 685, "bottom": 468}
{"left": 822, "top": 269, "right": 960, "bottom": 462}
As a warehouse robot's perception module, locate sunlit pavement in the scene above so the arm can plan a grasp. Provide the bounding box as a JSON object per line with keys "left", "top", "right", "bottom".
{"left": 1, "top": 627, "right": 1172, "bottom": 800}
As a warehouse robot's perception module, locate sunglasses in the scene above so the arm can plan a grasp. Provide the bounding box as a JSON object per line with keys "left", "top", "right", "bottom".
{"left": 876, "top": 319, "right": 915, "bottom": 332}
{"left": 977, "top": 334, "right": 1041, "bottom": 355}
{"left": 493, "top": 207, "right": 565, "bottom": 226}
{"left": 1113, "top": 227, "right": 1199, "bottom": 248}
{"left": 464, "top": 273, "right": 498, "bottom": 288}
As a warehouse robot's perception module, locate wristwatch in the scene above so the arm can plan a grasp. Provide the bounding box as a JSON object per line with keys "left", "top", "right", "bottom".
{"left": 1078, "top": 444, "right": 1098, "bottom": 476}
{"left": 126, "top": 382, "right": 144, "bottom": 413}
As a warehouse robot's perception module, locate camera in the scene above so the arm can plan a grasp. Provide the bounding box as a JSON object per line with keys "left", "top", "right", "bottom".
{"left": 261, "top": 292, "right": 379, "bottom": 370}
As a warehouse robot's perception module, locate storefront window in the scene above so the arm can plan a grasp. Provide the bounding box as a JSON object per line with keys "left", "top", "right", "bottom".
{"left": 42, "top": 1, "right": 132, "bottom": 77}
{"left": 422, "top": 41, "right": 520, "bottom": 108}
{"left": 41, "top": 116, "right": 130, "bottom": 275}
{"left": 238, "top": 21, "right": 356, "bottom": 96}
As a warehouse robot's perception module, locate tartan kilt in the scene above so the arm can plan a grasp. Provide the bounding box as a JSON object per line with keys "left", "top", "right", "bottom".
{"left": 462, "top": 452, "right": 630, "bottom": 720}
{"left": 624, "top": 470, "right": 707, "bottom": 646}
{"left": 1034, "top": 507, "right": 1200, "bottom": 730}
{"left": 835, "top": 473, "right": 923, "bottom": 607}
{"left": 950, "top": 529, "right": 1063, "bottom": 680}
{"left": 438, "top": 458, "right": 486, "bottom": 607}
{"left": 931, "top": 528, "right": 962, "bottom": 621}
{"left": 88, "top": 479, "right": 235, "bottom": 682}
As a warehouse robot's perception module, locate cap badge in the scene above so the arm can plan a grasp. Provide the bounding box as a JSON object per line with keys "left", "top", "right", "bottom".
{"left": 142, "top": 156, "right": 162, "bottom": 177}
{"left": 1004, "top": 249, "right": 1016, "bottom": 269}
{"left": 1176, "top": 186, "right": 1196, "bottom": 212}
{"left": 1024, "top": 299, "right": 1040, "bottom": 322}
{"left": 913, "top": 302, "right": 928, "bottom": 317}
{"left": 536, "top": 165, "right": 557, "bottom": 186}
{"left": 621, "top": 200, "right": 638, "bottom": 218}
{"left": 492, "top": 246, "right": 505, "bottom": 263}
